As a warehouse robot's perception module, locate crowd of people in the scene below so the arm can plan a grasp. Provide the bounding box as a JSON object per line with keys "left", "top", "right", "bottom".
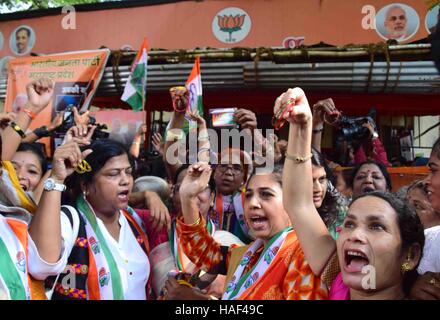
{"left": 0, "top": 78, "right": 439, "bottom": 300}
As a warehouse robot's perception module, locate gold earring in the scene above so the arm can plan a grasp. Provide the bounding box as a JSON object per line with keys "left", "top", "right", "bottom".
{"left": 401, "top": 262, "right": 412, "bottom": 275}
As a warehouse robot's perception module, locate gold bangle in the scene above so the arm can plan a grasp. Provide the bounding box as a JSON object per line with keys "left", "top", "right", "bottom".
{"left": 186, "top": 216, "right": 201, "bottom": 227}
{"left": 176, "top": 280, "right": 193, "bottom": 288}
{"left": 285, "top": 152, "right": 313, "bottom": 163}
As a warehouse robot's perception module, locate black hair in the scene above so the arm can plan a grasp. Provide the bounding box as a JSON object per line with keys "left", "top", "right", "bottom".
{"left": 16, "top": 27, "right": 31, "bottom": 37}
{"left": 65, "top": 139, "right": 134, "bottom": 201}
{"left": 16, "top": 142, "right": 47, "bottom": 174}
{"left": 246, "top": 164, "right": 284, "bottom": 189}
{"left": 311, "top": 148, "right": 345, "bottom": 228}
{"left": 431, "top": 137, "right": 440, "bottom": 160}
{"left": 173, "top": 164, "right": 190, "bottom": 185}
{"left": 311, "top": 147, "right": 335, "bottom": 184}
{"left": 350, "top": 191, "right": 425, "bottom": 296}
{"left": 350, "top": 160, "right": 392, "bottom": 191}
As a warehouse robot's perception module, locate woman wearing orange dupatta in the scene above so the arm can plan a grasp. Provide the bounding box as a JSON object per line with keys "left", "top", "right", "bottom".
{"left": 173, "top": 161, "right": 328, "bottom": 300}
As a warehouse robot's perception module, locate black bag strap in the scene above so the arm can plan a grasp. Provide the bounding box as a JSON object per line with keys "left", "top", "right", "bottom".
{"left": 61, "top": 206, "right": 74, "bottom": 228}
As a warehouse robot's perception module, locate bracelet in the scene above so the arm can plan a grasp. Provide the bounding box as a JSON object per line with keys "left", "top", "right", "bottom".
{"left": 34, "top": 126, "right": 51, "bottom": 138}
{"left": 10, "top": 122, "right": 26, "bottom": 138}
{"left": 22, "top": 108, "right": 37, "bottom": 120}
{"left": 312, "top": 128, "right": 324, "bottom": 133}
{"left": 285, "top": 152, "right": 313, "bottom": 163}
{"left": 132, "top": 141, "right": 140, "bottom": 145}
{"left": 176, "top": 280, "right": 193, "bottom": 288}
{"left": 198, "top": 134, "right": 209, "bottom": 141}
{"left": 197, "top": 147, "right": 210, "bottom": 154}
{"left": 271, "top": 98, "right": 295, "bottom": 130}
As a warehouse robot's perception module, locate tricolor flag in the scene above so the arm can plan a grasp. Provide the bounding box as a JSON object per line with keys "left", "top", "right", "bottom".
{"left": 121, "top": 37, "right": 148, "bottom": 111}
{"left": 185, "top": 57, "right": 203, "bottom": 129}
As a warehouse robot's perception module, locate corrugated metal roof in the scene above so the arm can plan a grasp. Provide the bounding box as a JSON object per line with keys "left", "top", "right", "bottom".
{"left": 1, "top": 44, "right": 439, "bottom": 100}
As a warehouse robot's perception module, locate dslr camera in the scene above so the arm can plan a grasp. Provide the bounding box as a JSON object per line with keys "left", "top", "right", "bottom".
{"left": 336, "top": 115, "right": 375, "bottom": 141}
{"left": 55, "top": 105, "right": 109, "bottom": 140}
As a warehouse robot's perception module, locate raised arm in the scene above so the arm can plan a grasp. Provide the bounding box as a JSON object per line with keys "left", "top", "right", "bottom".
{"left": 311, "top": 98, "right": 339, "bottom": 152}
{"left": 129, "top": 123, "right": 147, "bottom": 158}
{"left": 279, "top": 88, "right": 336, "bottom": 275}
{"left": 29, "top": 128, "right": 93, "bottom": 263}
{"left": 186, "top": 110, "right": 211, "bottom": 163}
{"left": 1, "top": 78, "right": 53, "bottom": 160}
{"left": 177, "top": 162, "right": 229, "bottom": 274}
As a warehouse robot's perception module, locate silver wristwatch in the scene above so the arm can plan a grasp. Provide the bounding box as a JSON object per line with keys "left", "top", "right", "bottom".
{"left": 43, "top": 178, "right": 66, "bottom": 192}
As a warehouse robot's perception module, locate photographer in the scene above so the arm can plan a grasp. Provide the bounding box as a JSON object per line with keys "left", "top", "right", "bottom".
{"left": 312, "top": 98, "right": 390, "bottom": 167}
{"left": 353, "top": 121, "right": 390, "bottom": 167}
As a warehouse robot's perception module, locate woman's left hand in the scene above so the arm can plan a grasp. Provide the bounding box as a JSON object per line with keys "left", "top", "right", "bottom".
{"left": 144, "top": 191, "right": 171, "bottom": 231}
{"left": 187, "top": 110, "right": 206, "bottom": 127}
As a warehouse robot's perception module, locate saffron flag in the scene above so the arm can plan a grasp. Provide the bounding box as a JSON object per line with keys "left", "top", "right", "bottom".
{"left": 121, "top": 38, "right": 148, "bottom": 111}
{"left": 185, "top": 57, "right": 204, "bottom": 129}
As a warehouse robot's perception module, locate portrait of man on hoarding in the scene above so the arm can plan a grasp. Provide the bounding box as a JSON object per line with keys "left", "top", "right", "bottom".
{"left": 375, "top": 3, "right": 420, "bottom": 42}
{"left": 425, "top": 4, "right": 440, "bottom": 34}
{"left": 9, "top": 25, "right": 35, "bottom": 55}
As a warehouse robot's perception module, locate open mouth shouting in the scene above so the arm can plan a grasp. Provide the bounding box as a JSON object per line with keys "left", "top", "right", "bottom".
{"left": 344, "top": 249, "right": 370, "bottom": 273}
{"left": 362, "top": 185, "right": 375, "bottom": 193}
{"left": 249, "top": 214, "right": 269, "bottom": 231}
{"left": 117, "top": 190, "right": 129, "bottom": 203}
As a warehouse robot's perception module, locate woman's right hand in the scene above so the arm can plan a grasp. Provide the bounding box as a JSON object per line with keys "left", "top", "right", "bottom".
{"left": 179, "top": 162, "right": 212, "bottom": 199}
{"left": 25, "top": 78, "right": 54, "bottom": 115}
{"left": 274, "top": 87, "right": 312, "bottom": 127}
{"left": 50, "top": 140, "right": 93, "bottom": 182}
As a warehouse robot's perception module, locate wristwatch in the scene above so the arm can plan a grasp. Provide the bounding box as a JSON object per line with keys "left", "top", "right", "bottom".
{"left": 43, "top": 178, "right": 66, "bottom": 192}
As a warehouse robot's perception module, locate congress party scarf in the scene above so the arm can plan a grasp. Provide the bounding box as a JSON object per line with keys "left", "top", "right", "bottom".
{"left": 76, "top": 195, "right": 124, "bottom": 300}
{"left": 222, "top": 227, "right": 292, "bottom": 300}
{"left": 0, "top": 215, "right": 31, "bottom": 300}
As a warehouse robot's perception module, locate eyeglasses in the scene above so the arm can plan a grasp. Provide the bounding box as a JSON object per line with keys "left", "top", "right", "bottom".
{"left": 216, "top": 164, "right": 243, "bottom": 174}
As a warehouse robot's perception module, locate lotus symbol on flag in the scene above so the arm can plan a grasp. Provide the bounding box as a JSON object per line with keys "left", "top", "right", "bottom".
{"left": 217, "top": 14, "right": 246, "bottom": 42}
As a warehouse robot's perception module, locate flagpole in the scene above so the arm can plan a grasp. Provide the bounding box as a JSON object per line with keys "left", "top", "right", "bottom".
{"left": 142, "top": 79, "right": 150, "bottom": 156}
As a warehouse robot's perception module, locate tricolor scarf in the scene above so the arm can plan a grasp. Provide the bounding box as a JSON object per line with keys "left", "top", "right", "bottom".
{"left": 211, "top": 191, "right": 249, "bottom": 238}
{"left": 0, "top": 161, "right": 36, "bottom": 223}
{"left": 0, "top": 161, "right": 46, "bottom": 300}
{"left": 76, "top": 196, "right": 150, "bottom": 300}
{"left": 222, "top": 227, "right": 292, "bottom": 300}
{"left": 0, "top": 215, "right": 32, "bottom": 300}
{"left": 169, "top": 217, "right": 215, "bottom": 273}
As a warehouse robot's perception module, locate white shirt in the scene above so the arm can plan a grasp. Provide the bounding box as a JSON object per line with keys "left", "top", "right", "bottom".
{"left": 417, "top": 225, "right": 440, "bottom": 274}
{"left": 55, "top": 208, "right": 150, "bottom": 300}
